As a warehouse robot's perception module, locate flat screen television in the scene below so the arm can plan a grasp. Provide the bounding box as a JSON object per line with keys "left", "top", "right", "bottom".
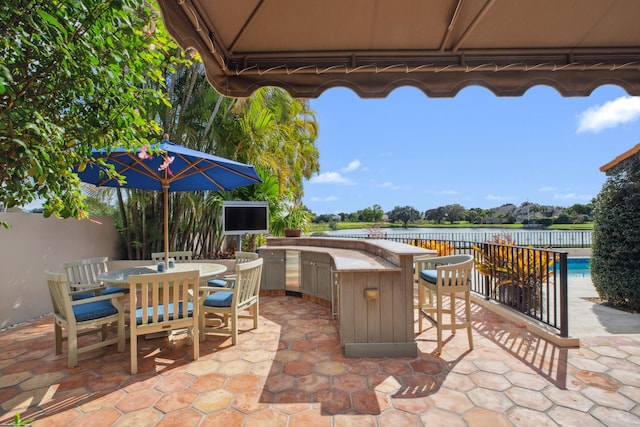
{"left": 222, "top": 201, "right": 269, "bottom": 235}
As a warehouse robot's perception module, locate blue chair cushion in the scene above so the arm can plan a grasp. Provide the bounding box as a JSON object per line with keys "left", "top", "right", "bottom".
{"left": 419, "top": 269, "right": 438, "bottom": 284}
{"left": 135, "top": 302, "right": 194, "bottom": 325}
{"left": 72, "top": 291, "right": 96, "bottom": 300}
{"left": 202, "top": 291, "right": 233, "bottom": 308}
{"left": 101, "top": 286, "right": 130, "bottom": 295}
{"left": 207, "top": 278, "right": 228, "bottom": 288}
{"left": 73, "top": 300, "right": 118, "bottom": 322}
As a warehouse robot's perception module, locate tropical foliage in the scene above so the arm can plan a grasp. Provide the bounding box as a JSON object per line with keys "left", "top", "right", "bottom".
{"left": 592, "top": 155, "right": 640, "bottom": 311}
{"left": 410, "top": 239, "right": 455, "bottom": 256}
{"left": 472, "top": 233, "right": 555, "bottom": 313}
{"left": 115, "top": 59, "right": 320, "bottom": 258}
{"left": 1, "top": 0, "right": 319, "bottom": 258}
{"left": 270, "top": 200, "right": 313, "bottom": 237}
{"left": 1, "top": 0, "right": 181, "bottom": 219}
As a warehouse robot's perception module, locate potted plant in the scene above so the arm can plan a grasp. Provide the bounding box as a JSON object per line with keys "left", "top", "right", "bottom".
{"left": 273, "top": 201, "right": 311, "bottom": 237}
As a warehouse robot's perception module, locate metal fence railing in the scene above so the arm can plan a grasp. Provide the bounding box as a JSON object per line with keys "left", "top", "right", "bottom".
{"left": 469, "top": 242, "right": 568, "bottom": 337}
{"left": 326, "top": 234, "right": 569, "bottom": 337}
{"left": 329, "top": 230, "right": 592, "bottom": 248}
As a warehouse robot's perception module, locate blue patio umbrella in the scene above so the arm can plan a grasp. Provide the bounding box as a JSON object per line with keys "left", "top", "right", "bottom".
{"left": 75, "top": 138, "right": 262, "bottom": 263}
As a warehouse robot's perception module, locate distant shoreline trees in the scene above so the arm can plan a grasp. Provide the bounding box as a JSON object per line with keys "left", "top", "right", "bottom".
{"left": 311, "top": 201, "right": 594, "bottom": 227}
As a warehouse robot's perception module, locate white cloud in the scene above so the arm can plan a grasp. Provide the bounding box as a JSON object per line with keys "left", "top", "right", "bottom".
{"left": 378, "top": 182, "right": 400, "bottom": 190}
{"left": 341, "top": 159, "right": 360, "bottom": 173}
{"left": 538, "top": 186, "right": 557, "bottom": 192}
{"left": 308, "top": 172, "right": 355, "bottom": 185}
{"left": 433, "top": 189, "right": 458, "bottom": 195}
{"left": 577, "top": 96, "right": 640, "bottom": 133}
{"left": 309, "top": 196, "right": 339, "bottom": 202}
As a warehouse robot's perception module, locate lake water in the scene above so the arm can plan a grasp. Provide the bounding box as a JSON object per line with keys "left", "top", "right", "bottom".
{"left": 320, "top": 227, "right": 593, "bottom": 248}
{"left": 324, "top": 227, "right": 516, "bottom": 236}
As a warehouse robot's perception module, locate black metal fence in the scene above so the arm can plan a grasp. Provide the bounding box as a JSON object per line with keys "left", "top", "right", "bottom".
{"left": 469, "top": 242, "right": 568, "bottom": 337}
{"left": 328, "top": 234, "right": 569, "bottom": 337}
{"left": 331, "top": 230, "right": 591, "bottom": 248}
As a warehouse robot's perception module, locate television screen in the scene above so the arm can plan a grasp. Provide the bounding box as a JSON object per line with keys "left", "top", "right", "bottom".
{"left": 222, "top": 201, "right": 269, "bottom": 235}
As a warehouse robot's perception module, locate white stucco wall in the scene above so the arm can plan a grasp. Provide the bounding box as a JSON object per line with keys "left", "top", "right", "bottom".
{"left": 0, "top": 212, "right": 122, "bottom": 328}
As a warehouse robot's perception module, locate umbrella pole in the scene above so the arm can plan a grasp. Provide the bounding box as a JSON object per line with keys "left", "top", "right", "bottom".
{"left": 163, "top": 184, "right": 169, "bottom": 265}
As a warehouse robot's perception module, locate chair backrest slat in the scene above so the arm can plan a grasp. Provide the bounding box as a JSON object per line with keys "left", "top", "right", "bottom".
{"left": 64, "top": 257, "right": 108, "bottom": 286}
{"left": 416, "top": 254, "right": 474, "bottom": 291}
{"left": 129, "top": 270, "right": 199, "bottom": 326}
{"left": 235, "top": 251, "right": 259, "bottom": 265}
{"left": 436, "top": 256, "right": 473, "bottom": 290}
{"left": 46, "top": 271, "right": 72, "bottom": 321}
{"left": 233, "top": 258, "right": 263, "bottom": 309}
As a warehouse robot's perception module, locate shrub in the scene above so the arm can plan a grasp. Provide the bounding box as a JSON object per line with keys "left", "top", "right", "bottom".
{"left": 592, "top": 155, "right": 640, "bottom": 311}
{"left": 411, "top": 239, "right": 455, "bottom": 256}
{"left": 472, "top": 233, "right": 554, "bottom": 314}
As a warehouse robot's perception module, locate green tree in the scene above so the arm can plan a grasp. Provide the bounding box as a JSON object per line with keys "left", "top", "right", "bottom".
{"left": 592, "top": 155, "right": 640, "bottom": 310}
{"left": 565, "top": 202, "right": 593, "bottom": 223}
{"left": 442, "top": 204, "right": 466, "bottom": 223}
{"left": 388, "top": 205, "right": 420, "bottom": 228}
{"left": 465, "top": 207, "right": 488, "bottom": 224}
{"left": 425, "top": 207, "right": 446, "bottom": 223}
{"left": 355, "top": 204, "right": 383, "bottom": 222}
{"left": 115, "top": 57, "right": 319, "bottom": 258}
{"left": 553, "top": 213, "right": 572, "bottom": 224}
{"left": 371, "top": 204, "right": 384, "bottom": 222}
{"left": 1, "top": 0, "right": 180, "bottom": 219}
{"left": 314, "top": 213, "right": 337, "bottom": 223}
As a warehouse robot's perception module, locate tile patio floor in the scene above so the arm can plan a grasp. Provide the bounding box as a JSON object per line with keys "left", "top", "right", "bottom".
{"left": 1, "top": 295, "right": 639, "bottom": 426}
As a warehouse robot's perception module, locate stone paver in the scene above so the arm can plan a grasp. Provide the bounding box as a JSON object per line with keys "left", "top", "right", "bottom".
{"left": 0, "top": 294, "right": 638, "bottom": 427}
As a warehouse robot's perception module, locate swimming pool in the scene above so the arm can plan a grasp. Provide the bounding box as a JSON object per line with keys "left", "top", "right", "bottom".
{"left": 566, "top": 257, "right": 590, "bottom": 278}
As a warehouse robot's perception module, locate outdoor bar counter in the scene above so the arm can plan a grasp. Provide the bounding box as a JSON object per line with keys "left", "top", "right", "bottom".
{"left": 259, "top": 237, "right": 433, "bottom": 357}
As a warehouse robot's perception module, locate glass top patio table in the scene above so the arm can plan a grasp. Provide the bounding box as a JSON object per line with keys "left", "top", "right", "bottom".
{"left": 97, "top": 262, "right": 227, "bottom": 285}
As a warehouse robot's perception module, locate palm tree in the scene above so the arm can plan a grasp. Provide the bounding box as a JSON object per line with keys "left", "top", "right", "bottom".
{"left": 227, "top": 88, "right": 320, "bottom": 198}
{"left": 116, "top": 57, "right": 320, "bottom": 259}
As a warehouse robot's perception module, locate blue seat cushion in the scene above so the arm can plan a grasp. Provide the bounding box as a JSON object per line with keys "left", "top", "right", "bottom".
{"left": 202, "top": 291, "right": 233, "bottom": 308}
{"left": 419, "top": 269, "right": 438, "bottom": 284}
{"left": 73, "top": 300, "right": 118, "bottom": 322}
{"left": 135, "top": 302, "right": 194, "bottom": 325}
{"left": 72, "top": 291, "right": 96, "bottom": 300}
{"left": 101, "top": 286, "right": 130, "bottom": 295}
{"left": 207, "top": 278, "right": 228, "bottom": 288}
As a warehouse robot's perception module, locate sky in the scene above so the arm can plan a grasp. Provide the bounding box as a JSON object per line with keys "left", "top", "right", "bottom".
{"left": 302, "top": 85, "right": 640, "bottom": 216}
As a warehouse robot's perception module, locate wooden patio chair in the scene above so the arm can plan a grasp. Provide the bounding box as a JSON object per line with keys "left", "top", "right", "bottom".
{"left": 207, "top": 251, "right": 259, "bottom": 288}
{"left": 199, "top": 258, "right": 263, "bottom": 345}
{"left": 64, "top": 256, "right": 130, "bottom": 297}
{"left": 128, "top": 270, "right": 200, "bottom": 374}
{"left": 46, "top": 271, "right": 126, "bottom": 368}
{"left": 416, "top": 254, "right": 474, "bottom": 353}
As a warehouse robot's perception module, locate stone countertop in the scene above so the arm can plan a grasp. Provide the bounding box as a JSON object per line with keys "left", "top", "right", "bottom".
{"left": 260, "top": 237, "right": 434, "bottom": 272}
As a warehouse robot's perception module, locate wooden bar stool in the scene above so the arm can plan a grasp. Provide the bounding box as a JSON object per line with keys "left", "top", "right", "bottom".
{"left": 416, "top": 255, "right": 474, "bottom": 353}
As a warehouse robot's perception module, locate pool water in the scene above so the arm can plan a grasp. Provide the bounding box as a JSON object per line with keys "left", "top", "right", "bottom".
{"left": 566, "top": 257, "right": 591, "bottom": 278}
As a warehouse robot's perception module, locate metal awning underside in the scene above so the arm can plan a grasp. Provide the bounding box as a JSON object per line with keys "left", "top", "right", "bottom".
{"left": 157, "top": 0, "right": 640, "bottom": 98}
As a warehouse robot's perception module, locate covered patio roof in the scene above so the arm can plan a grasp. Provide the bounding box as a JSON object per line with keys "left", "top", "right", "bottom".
{"left": 157, "top": 0, "right": 640, "bottom": 98}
